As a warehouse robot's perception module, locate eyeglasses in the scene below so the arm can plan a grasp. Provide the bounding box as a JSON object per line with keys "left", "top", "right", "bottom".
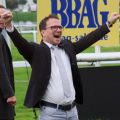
{"left": 46, "top": 25, "right": 63, "bottom": 31}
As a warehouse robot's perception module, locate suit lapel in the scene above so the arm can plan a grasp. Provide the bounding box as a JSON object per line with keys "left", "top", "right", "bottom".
{"left": 40, "top": 41, "right": 51, "bottom": 61}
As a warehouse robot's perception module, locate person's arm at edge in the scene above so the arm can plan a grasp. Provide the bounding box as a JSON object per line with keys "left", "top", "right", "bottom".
{"left": 73, "top": 12, "right": 120, "bottom": 54}
{"left": 6, "top": 23, "right": 35, "bottom": 64}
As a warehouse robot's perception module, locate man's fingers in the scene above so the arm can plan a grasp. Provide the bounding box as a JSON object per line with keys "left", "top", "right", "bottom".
{"left": 1, "top": 11, "right": 13, "bottom": 21}
{"left": 7, "top": 100, "right": 16, "bottom": 105}
{"left": 7, "top": 96, "right": 16, "bottom": 106}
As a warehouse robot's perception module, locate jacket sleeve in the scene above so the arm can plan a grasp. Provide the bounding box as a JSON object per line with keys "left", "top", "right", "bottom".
{"left": 73, "top": 24, "right": 110, "bottom": 54}
{"left": 7, "top": 27, "right": 35, "bottom": 64}
{"left": 0, "top": 34, "right": 14, "bottom": 99}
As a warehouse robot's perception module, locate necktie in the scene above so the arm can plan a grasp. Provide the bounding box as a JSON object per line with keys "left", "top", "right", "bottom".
{"left": 52, "top": 46, "right": 71, "bottom": 98}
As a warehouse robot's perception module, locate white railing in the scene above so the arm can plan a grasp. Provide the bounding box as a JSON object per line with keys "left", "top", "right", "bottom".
{"left": 77, "top": 52, "right": 120, "bottom": 67}
{"left": 77, "top": 52, "right": 120, "bottom": 62}
{"left": 15, "top": 24, "right": 37, "bottom": 31}
{"left": 20, "top": 30, "right": 37, "bottom": 43}
{"left": 13, "top": 52, "right": 120, "bottom": 68}
{"left": 13, "top": 61, "right": 30, "bottom": 67}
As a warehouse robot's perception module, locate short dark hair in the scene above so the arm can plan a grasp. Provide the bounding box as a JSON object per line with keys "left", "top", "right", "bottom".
{"left": 39, "top": 14, "right": 59, "bottom": 31}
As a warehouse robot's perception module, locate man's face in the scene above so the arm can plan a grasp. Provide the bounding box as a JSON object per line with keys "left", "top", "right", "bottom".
{"left": 0, "top": 8, "right": 6, "bottom": 29}
{"left": 41, "top": 18, "right": 63, "bottom": 45}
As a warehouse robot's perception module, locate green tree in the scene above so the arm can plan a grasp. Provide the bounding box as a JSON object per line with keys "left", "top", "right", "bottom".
{"left": 18, "top": 0, "right": 27, "bottom": 5}
{"left": 33, "top": 0, "right": 37, "bottom": 4}
{"left": 6, "top": 0, "right": 18, "bottom": 10}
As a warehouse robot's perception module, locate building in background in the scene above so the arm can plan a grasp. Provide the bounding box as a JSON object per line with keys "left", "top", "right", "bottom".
{"left": 18, "top": 0, "right": 37, "bottom": 12}
{"left": 5, "top": 0, "right": 37, "bottom": 12}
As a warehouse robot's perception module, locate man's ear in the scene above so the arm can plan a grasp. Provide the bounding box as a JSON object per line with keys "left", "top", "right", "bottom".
{"left": 41, "top": 30, "right": 45, "bottom": 37}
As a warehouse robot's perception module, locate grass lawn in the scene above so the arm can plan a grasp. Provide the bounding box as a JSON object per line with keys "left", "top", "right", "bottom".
{"left": 14, "top": 67, "right": 39, "bottom": 120}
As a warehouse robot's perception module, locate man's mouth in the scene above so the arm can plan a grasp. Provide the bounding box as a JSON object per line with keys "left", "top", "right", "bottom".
{"left": 53, "top": 33, "right": 61, "bottom": 38}
{"left": 54, "top": 35, "right": 61, "bottom": 38}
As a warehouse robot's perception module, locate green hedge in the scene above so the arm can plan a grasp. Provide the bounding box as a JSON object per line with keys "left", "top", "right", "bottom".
{"left": 13, "top": 11, "right": 36, "bottom": 22}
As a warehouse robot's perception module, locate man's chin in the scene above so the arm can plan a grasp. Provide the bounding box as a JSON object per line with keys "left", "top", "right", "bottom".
{"left": 54, "top": 39, "right": 61, "bottom": 45}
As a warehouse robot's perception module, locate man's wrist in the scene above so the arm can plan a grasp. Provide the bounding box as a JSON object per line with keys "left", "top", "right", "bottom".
{"left": 6, "top": 22, "right": 14, "bottom": 32}
{"left": 107, "top": 21, "right": 113, "bottom": 27}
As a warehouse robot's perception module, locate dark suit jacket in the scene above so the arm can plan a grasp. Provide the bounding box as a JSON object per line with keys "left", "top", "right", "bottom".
{"left": 0, "top": 32, "right": 15, "bottom": 119}
{"left": 8, "top": 24, "right": 110, "bottom": 108}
